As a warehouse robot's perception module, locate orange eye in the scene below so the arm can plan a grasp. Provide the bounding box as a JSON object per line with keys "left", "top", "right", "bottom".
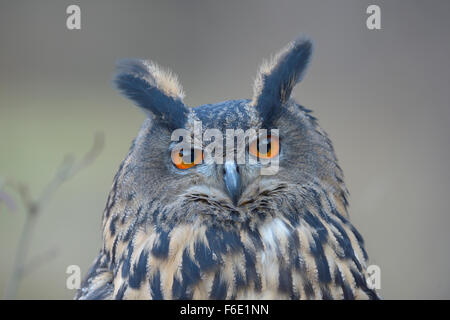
{"left": 249, "top": 135, "right": 280, "bottom": 159}
{"left": 171, "top": 148, "right": 203, "bottom": 169}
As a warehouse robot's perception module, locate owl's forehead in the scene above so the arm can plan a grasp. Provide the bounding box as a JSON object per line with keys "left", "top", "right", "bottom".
{"left": 188, "top": 99, "right": 261, "bottom": 131}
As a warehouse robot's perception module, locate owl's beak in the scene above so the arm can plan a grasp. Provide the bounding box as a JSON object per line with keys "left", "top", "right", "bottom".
{"left": 223, "top": 161, "right": 241, "bottom": 206}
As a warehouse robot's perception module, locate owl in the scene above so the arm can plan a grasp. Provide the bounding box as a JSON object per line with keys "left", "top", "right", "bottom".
{"left": 75, "top": 36, "right": 379, "bottom": 300}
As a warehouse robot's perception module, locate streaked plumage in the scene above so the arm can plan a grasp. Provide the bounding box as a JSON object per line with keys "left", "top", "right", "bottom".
{"left": 76, "top": 36, "right": 379, "bottom": 300}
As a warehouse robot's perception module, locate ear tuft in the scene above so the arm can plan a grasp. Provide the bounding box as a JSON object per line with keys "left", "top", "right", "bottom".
{"left": 114, "top": 59, "right": 188, "bottom": 129}
{"left": 251, "top": 36, "right": 313, "bottom": 123}
{"left": 116, "top": 59, "right": 185, "bottom": 101}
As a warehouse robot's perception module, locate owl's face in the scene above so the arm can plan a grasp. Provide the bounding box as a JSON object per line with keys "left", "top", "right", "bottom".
{"left": 114, "top": 37, "right": 344, "bottom": 227}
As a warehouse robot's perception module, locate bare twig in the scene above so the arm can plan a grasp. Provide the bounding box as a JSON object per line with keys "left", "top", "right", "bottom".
{"left": 22, "top": 247, "right": 60, "bottom": 277}
{"left": 37, "top": 132, "right": 105, "bottom": 209}
{"left": 3, "top": 133, "right": 104, "bottom": 299}
{"left": 0, "top": 190, "right": 17, "bottom": 213}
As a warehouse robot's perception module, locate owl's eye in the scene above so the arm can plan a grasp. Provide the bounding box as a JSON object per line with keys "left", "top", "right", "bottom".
{"left": 249, "top": 135, "right": 280, "bottom": 159}
{"left": 171, "top": 148, "right": 203, "bottom": 169}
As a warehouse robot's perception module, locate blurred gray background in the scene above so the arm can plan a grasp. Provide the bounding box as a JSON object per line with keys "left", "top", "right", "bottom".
{"left": 1, "top": 0, "right": 449, "bottom": 299}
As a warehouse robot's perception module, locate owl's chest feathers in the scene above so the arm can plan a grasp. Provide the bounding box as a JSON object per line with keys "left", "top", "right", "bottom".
{"left": 103, "top": 197, "right": 375, "bottom": 300}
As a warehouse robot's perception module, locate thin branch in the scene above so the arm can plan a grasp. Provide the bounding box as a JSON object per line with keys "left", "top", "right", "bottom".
{"left": 22, "top": 247, "right": 60, "bottom": 277}
{"left": 37, "top": 132, "right": 105, "bottom": 210}
{"left": 3, "top": 133, "right": 104, "bottom": 299}
{"left": 0, "top": 189, "right": 17, "bottom": 213}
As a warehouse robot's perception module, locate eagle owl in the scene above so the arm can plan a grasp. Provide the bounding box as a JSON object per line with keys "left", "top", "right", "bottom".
{"left": 76, "top": 36, "right": 379, "bottom": 300}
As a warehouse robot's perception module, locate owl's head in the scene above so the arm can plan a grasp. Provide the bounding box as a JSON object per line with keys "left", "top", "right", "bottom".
{"left": 112, "top": 37, "right": 347, "bottom": 227}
